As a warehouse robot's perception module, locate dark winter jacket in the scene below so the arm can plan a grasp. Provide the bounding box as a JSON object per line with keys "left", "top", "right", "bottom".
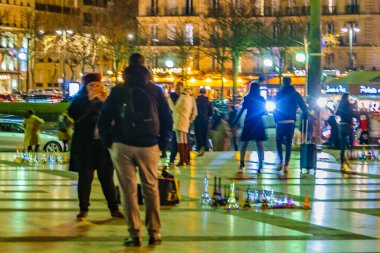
{"left": 274, "top": 86, "right": 308, "bottom": 122}
{"left": 195, "top": 95, "right": 213, "bottom": 123}
{"left": 97, "top": 67, "right": 173, "bottom": 149}
{"left": 68, "top": 95, "right": 103, "bottom": 144}
{"left": 336, "top": 101, "right": 354, "bottom": 125}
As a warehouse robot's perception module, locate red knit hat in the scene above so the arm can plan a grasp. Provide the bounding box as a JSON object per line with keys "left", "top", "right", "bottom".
{"left": 82, "top": 73, "right": 101, "bottom": 85}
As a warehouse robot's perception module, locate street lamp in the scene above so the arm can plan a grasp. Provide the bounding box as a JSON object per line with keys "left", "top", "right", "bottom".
{"left": 295, "top": 53, "right": 306, "bottom": 63}
{"left": 165, "top": 60, "right": 174, "bottom": 68}
{"left": 56, "top": 29, "right": 73, "bottom": 97}
{"left": 341, "top": 22, "right": 360, "bottom": 70}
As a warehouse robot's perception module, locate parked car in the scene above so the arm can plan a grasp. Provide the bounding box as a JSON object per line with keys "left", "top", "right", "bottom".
{"left": 0, "top": 120, "right": 64, "bottom": 152}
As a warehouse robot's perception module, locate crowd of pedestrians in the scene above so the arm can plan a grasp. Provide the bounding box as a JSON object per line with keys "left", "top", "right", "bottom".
{"left": 20, "top": 52, "right": 380, "bottom": 247}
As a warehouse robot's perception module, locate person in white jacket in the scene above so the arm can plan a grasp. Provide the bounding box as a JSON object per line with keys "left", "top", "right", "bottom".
{"left": 168, "top": 86, "right": 197, "bottom": 166}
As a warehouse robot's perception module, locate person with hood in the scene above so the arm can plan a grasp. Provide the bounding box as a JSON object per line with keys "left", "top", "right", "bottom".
{"left": 234, "top": 83, "right": 267, "bottom": 173}
{"left": 23, "top": 109, "right": 45, "bottom": 152}
{"left": 194, "top": 88, "right": 213, "bottom": 156}
{"left": 168, "top": 86, "right": 198, "bottom": 166}
{"left": 68, "top": 73, "right": 123, "bottom": 220}
{"left": 274, "top": 77, "right": 308, "bottom": 173}
{"left": 336, "top": 93, "right": 355, "bottom": 170}
{"left": 98, "top": 54, "right": 173, "bottom": 247}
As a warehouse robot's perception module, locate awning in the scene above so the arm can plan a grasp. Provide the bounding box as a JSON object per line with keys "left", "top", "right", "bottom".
{"left": 260, "top": 76, "right": 306, "bottom": 85}
{"left": 326, "top": 71, "right": 380, "bottom": 97}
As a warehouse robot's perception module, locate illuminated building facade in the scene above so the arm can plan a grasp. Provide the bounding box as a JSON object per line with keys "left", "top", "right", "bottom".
{"left": 138, "top": 0, "right": 380, "bottom": 77}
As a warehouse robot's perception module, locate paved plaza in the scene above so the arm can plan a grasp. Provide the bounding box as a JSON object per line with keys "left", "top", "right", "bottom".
{"left": 0, "top": 150, "right": 379, "bottom": 253}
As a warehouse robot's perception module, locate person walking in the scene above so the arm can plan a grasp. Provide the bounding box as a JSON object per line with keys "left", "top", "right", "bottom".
{"left": 194, "top": 88, "right": 213, "bottom": 156}
{"left": 234, "top": 83, "right": 267, "bottom": 173}
{"left": 336, "top": 93, "right": 355, "bottom": 170}
{"left": 274, "top": 77, "right": 308, "bottom": 173}
{"left": 23, "top": 110, "right": 44, "bottom": 152}
{"left": 168, "top": 86, "right": 197, "bottom": 166}
{"left": 98, "top": 55, "right": 172, "bottom": 247}
{"left": 57, "top": 111, "right": 74, "bottom": 152}
{"left": 68, "top": 73, "right": 123, "bottom": 220}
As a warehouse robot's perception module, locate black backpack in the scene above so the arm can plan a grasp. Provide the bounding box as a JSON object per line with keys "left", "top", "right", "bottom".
{"left": 121, "top": 84, "right": 160, "bottom": 139}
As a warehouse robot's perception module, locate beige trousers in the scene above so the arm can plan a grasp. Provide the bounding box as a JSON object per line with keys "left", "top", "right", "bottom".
{"left": 110, "top": 142, "right": 161, "bottom": 238}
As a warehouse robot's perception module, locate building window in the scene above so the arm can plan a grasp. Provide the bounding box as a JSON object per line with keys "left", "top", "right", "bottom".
{"left": 149, "top": 24, "right": 159, "bottom": 43}
{"left": 167, "top": 24, "right": 177, "bottom": 41}
{"left": 326, "top": 23, "right": 334, "bottom": 34}
{"left": 185, "top": 0, "right": 193, "bottom": 15}
{"left": 326, "top": 53, "right": 334, "bottom": 66}
{"left": 254, "top": 0, "right": 264, "bottom": 16}
{"left": 289, "top": 24, "right": 297, "bottom": 39}
{"left": 273, "top": 23, "right": 280, "bottom": 40}
{"left": 150, "top": 0, "right": 158, "bottom": 15}
{"left": 184, "top": 24, "right": 194, "bottom": 45}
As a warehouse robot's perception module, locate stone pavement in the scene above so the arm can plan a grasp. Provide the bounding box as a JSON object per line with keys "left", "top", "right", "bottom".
{"left": 0, "top": 151, "right": 379, "bottom": 253}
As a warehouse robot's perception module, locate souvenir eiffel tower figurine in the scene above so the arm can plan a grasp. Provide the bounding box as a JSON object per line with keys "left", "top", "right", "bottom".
{"left": 370, "top": 146, "right": 375, "bottom": 161}
{"left": 225, "top": 181, "right": 239, "bottom": 211}
{"left": 200, "top": 177, "right": 211, "bottom": 209}
{"left": 40, "top": 153, "right": 47, "bottom": 164}
{"left": 48, "top": 153, "right": 55, "bottom": 164}
{"left": 243, "top": 186, "right": 251, "bottom": 209}
{"left": 211, "top": 176, "right": 222, "bottom": 206}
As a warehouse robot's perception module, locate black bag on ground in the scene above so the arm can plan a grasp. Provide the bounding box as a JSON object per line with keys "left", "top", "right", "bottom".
{"left": 158, "top": 178, "right": 180, "bottom": 205}
{"left": 120, "top": 84, "right": 160, "bottom": 140}
{"left": 300, "top": 120, "right": 317, "bottom": 171}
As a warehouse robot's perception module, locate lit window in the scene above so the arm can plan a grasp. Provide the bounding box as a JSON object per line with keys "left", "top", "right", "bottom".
{"left": 185, "top": 24, "right": 193, "bottom": 45}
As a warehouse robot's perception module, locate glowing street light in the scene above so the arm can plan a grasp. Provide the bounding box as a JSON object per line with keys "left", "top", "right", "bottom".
{"left": 295, "top": 53, "right": 306, "bottom": 63}
{"left": 263, "top": 58, "right": 273, "bottom": 67}
{"left": 165, "top": 60, "right": 174, "bottom": 68}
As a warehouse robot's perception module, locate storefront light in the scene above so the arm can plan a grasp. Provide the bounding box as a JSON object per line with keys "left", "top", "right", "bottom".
{"left": 205, "top": 78, "right": 211, "bottom": 83}
{"left": 317, "top": 97, "right": 328, "bottom": 108}
{"left": 165, "top": 60, "right": 174, "bottom": 68}
{"left": 189, "top": 78, "right": 196, "bottom": 83}
{"left": 266, "top": 101, "right": 276, "bottom": 111}
{"left": 295, "top": 53, "right": 306, "bottom": 63}
{"left": 153, "top": 77, "right": 159, "bottom": 82}
{"left": 18, "top": 52, "right": 27, "bottom": 60}
{"left": 264, "top": 59, "right": 273, "bottom": 67}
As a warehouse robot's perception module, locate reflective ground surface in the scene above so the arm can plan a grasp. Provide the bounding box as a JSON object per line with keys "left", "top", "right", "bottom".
{"left": 0, "top": 151, "right": 379, "bottom": 253}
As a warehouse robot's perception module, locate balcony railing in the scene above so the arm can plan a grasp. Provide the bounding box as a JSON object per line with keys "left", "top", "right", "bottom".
{"left": 164, "top": 7, "right": 179, "bottom": 16}
{"left": 35, "top": 3, "right": 80, "bottom": 15}
{"left": 345, "top": 5, "right": 360, "bottom": 14}
{"left": 144, "top": 7, "right": 158, "bottom": 16}
{"left": 322, "top": 5, "right": 337, "bottom": 15}
{"left": 182, "top": 7, "right": 197, "bottom": 16}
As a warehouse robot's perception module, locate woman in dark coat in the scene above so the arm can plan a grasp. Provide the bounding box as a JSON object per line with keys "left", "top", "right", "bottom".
{"left": 68, "top": 73, "right": 123, "bottom": 220}
{"left": 234, "top": 83, "right": 267, "bottom": 173}
{"left": 336, "top": 93, "right": 355, "bottom": 171}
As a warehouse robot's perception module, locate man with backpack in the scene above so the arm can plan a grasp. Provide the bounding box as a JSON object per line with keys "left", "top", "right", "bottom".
{"left": 98, "top": 54, "right": 172, "bottom": 247}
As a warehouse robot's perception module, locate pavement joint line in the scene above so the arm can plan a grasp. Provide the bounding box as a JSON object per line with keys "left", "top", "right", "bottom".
{"left": 340, "top": 208, "right": 380, "bottom": 217}
{"left": 218, "top": 210, "right": 376, "bottom": 241}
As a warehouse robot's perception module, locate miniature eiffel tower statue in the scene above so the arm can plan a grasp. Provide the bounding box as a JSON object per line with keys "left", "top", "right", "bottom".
{"left": 243, "top": 186, "right": 251, "bottom": 209}
{"left": 225, "top": 181, "right": 239, "bottom": 211}
{"left": 200, "top": 177, "right": 211, "bottom": 209}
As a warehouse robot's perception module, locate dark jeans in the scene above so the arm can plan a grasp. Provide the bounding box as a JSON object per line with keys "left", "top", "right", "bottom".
{"left": 339, "top": 124, "right": 353, "bottom": 164}
{"left": 76, "top": 140, "right": 119, "bottom": 212}
{"left": 276, "top": 123, "right": 295, "bottom": 166}
{"left": 169, "top": 131, "right": 178, "bottom": 163}
{"left": 194, "top": 120, "right": 209, "bottom": 151}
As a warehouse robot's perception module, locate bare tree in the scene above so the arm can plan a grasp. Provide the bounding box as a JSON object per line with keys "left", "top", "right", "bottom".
{"left": 201, "top": 1, "right": 258, "bottom": 104}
